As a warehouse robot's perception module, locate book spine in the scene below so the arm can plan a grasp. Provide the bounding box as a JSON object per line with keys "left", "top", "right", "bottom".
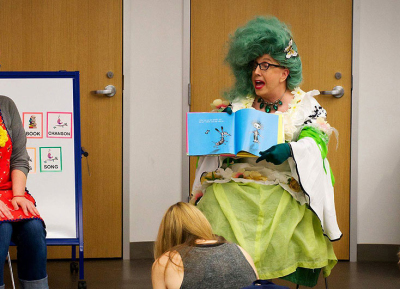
{"left": 277, "top": 114, "right": 284, "bottom": 144}
{"left": 186, "top": 112, "right": 189, "bottom": 154}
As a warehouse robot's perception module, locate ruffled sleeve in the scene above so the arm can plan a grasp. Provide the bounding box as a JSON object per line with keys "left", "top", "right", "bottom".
{"left": 289, "top": 138, "right": 342, "bottom": 241}
{"left": 288, "top": 91, "right": 342, "bottom": 241}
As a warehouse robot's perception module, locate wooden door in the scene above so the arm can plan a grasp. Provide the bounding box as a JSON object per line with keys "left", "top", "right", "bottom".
{"left": 191, "top": 0, "right": 351, "bottom": 259}
{"left": 0, "top": 0, "right": 123, "bottom": 258}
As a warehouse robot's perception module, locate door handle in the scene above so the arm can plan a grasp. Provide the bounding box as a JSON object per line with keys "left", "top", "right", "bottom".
{"left": 93, "top": 85, "right": 116, "bottom": 97}
{"left": 320, "top": 86, "right": 344, "bottom": 98}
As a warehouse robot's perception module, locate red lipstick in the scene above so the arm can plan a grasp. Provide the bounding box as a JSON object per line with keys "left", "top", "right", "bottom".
{"left": 254, "top": 80, "right": 265, "bottom": 89}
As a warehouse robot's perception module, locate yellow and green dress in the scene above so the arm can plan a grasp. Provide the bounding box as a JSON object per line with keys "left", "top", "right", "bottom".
{"left": 190, "top": 88, "right": 341, "bottom": 287}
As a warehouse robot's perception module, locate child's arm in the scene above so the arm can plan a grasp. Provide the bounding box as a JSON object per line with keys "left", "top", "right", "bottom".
{"left": 151, "top": 257, "right": 168, "bottom": 289}
{"left": 237, "top": 245, "right": 259, "bottom": 279}
{"left": 0, "top": 200, "right": 13, "bottom": 219}
{"left": 11, "top": 169, "right": 39, "bottom": 216}
{"left": 152, "top": 252, "right": 184, "bottom": 289}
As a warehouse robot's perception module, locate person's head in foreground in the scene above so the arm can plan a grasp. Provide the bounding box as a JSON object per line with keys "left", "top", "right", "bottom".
{"left": 153, "top": 202, "right": 216, "bottom": 259}
{"left": 152, "top": 202, "right": 259, "bottom": 289}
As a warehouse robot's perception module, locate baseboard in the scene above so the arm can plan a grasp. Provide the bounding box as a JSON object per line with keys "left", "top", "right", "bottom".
{"left": 130, "top": 242, "right": 400, "bottom": 262}
{"left": 130, "top": 242, "right": 154, "bottom": 259}
{"left": 357, "top": 244, "right": 400, "bottom": 262}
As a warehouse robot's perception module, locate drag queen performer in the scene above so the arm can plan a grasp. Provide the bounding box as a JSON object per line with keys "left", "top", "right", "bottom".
{"left": 191, "top": 16, "right": 341, "bottom": 287}
{"left": 0, "top": 95, "right": 48, "bottom": 289}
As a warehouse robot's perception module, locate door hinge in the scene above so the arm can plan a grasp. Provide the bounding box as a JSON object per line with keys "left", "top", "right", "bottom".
{"left": 188, "top": 83, "right": 191, "bottom": 106}
{"left": 122, "top": 74, "right": 124, "bottom": 91}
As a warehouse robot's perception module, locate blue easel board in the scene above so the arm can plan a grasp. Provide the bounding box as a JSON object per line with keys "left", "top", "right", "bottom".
{"left": 0, "top": 71, "right": 83, "bottom": 244}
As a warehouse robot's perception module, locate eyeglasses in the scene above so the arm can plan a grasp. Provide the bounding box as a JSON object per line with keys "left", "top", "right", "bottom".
{"left": 253, "top": 61, "right": 285, "bottom": 71}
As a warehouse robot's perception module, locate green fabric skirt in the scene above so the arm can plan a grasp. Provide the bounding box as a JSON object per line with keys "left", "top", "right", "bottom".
{"left": 197, "top": 182, "right": 337, "bottom": 282}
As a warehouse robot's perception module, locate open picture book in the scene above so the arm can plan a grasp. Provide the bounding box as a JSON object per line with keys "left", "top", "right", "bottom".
{"left": 186, "top": 109, "right": 284, "bottom": 157}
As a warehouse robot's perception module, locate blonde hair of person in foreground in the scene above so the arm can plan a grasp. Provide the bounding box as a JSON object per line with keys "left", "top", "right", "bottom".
{"left": 151, "top": 202, "right": 259, "bottom": 289}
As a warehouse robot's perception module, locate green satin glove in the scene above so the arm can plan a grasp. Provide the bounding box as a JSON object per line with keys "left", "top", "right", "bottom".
{"left": 256, "top": 143, "right": 292, "bottom": 165}
{"left": 222, "top": 106, "right": 232, "bottom": 114}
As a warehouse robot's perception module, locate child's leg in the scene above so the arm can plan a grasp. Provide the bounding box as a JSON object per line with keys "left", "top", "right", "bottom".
{"left": 0, "top": 222, "right": 13, "bottom": 288}
{"left": 12, "top": 219, "right": 48, "bottom": 289}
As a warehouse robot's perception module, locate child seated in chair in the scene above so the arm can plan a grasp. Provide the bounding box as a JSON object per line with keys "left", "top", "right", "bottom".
{"left": 0, "top": 95, "right": 48, "bottom": 289}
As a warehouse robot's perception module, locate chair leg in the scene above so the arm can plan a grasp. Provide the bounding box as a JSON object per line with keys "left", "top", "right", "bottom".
{"left": 325, "top": 277, "right": 329, "bottom": 289}
{"left": 7, "top": 251, "right": 16, "bottom": 289}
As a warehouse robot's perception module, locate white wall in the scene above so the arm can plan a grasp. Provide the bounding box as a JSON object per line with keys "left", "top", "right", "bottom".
{"left": 357, "top": 0, "right": 400, "bottom": 244}
{"left": 124, "top": 0, "right": 184, "bottom": 243}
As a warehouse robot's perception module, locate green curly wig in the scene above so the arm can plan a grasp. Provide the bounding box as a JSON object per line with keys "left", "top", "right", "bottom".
{"left": 224, "top": 16, "right": 302, "bottom": 101}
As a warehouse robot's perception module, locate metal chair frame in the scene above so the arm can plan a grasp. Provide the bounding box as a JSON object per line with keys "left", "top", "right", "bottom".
{"left": 6, "top": 251, "right": 16, "bottom": 289}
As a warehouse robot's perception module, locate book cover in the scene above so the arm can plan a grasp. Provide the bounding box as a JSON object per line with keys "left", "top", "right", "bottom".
{"left": 186, "top": 109, "right": 284, "bottom": 156}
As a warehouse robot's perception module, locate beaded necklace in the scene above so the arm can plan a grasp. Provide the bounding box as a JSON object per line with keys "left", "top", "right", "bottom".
{"left": 257, "top": 89, "right": 286, "bottom": 113}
